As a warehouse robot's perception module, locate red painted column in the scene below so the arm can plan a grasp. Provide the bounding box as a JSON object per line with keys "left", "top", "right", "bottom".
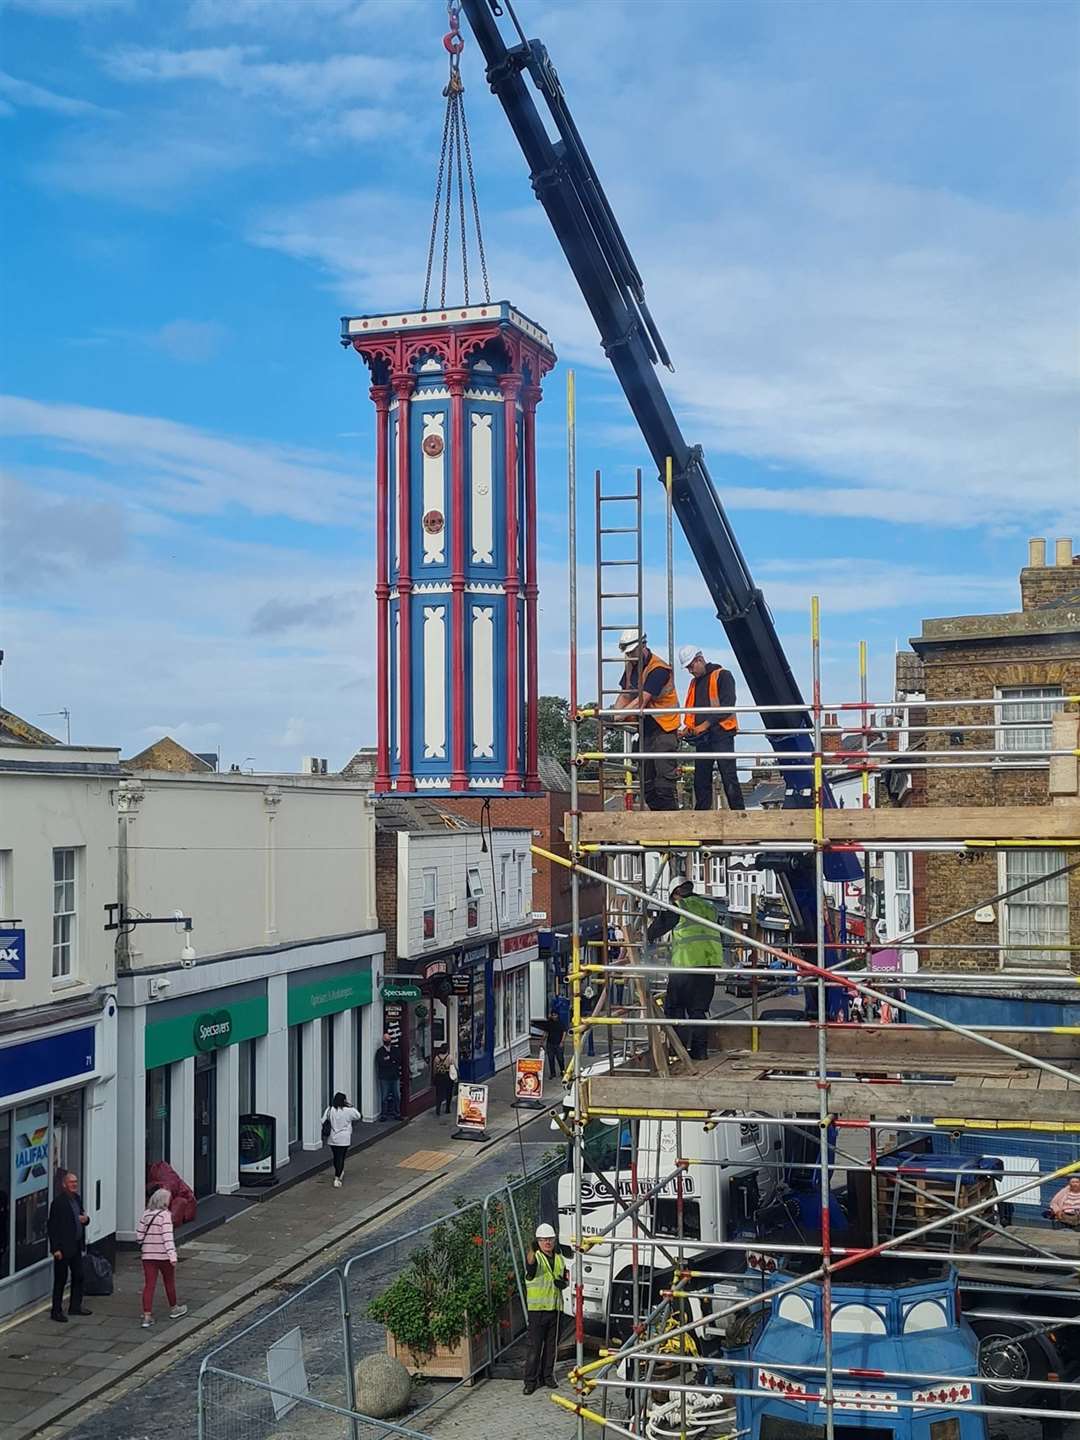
{"left": 371, "top": 382, "right": 392, "bottom": 793}
{"left": 447, "top": 365, "right": 469, "bottom": 791}
{"left": 393, "top": 372, "right": 416, "bottom": 791}
{"left": 522, "top": 382, "right": 542, "bottom": 791}
{"left": 500, "top": 372, "right": 523, "bottom": 790}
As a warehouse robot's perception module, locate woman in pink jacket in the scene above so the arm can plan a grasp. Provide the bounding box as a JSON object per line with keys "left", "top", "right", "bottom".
{"left": 137, "top": 1187, "right": 188, "bottom": 1328}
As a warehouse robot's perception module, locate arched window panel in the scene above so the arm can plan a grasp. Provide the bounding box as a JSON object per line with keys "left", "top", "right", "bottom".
{"left": 777, "top": 1293, "right": 814, "bottom": 1328}
{"left": 832, "top": 1303, "right": 887, "bottom": 1335}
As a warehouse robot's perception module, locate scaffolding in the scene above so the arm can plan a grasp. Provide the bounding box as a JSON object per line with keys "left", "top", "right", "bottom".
{"left": 552, "top": 371, "right": 1080, "bottom": 1440}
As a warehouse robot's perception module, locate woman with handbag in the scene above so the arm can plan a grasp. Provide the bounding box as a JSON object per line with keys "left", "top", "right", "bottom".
{"left": 321, "top": 1092, "right": 363, "bottom": 1187}
{"left": 433, "top": 1048, "right": 456, "bottom": 1117}
{"left": 136, "top": 1188, "right": 187, "bottom": 1329}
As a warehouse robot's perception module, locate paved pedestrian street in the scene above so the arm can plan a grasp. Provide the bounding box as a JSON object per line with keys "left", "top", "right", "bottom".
{"left": 0, "top": 1069, "right": 559, "bottom": 1440}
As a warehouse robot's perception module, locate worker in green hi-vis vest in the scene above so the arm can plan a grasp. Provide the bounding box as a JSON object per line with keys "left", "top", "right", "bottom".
{"left": 647, "top": 875, "right": 724, "bottom": 1060}
{"left": 522, "top": 1222, "right": 568, "bottom": 1394}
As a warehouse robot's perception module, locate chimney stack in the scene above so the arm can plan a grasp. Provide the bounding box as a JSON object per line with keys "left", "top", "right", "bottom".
{"left": 1055, "top": 537, "right": 1073, "bottom": 567}
{"left": 1028, "top": 537, "right": 1046, "bottom": 567}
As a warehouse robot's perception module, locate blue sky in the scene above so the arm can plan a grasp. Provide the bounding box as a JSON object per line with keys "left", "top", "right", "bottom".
{"left": 2, "top": 0, "right": 1077, "bottom": 770}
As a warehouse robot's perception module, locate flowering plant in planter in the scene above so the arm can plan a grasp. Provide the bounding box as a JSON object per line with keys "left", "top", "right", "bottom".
{"left": 369, "top": 1198, "right": 516, "bottom": 1357}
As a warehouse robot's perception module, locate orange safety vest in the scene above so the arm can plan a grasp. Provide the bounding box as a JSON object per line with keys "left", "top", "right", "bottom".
{"left": 623, "top": 653, "right": 681, "bottom": 733}
{"left": 683, "top": 666, "right": 738, "bottom": 735}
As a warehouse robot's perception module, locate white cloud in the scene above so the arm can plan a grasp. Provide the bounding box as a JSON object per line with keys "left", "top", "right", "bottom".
{"left": 6, "top": 0, "right": 132, "bottom": 13}
{"left": 0, "top": 395, "right": 370, "bottom": 526}
{"left": 35, "top": 128, "right": 253, "bottom": 205}
{"left": 0, "top": 69, "right": 108, "bottom": 116}
{"left": 151, "top": 319, "right": 227, "bottom": 364}
{"left": 103, "top": 45, "right": 405, "bottom": 108}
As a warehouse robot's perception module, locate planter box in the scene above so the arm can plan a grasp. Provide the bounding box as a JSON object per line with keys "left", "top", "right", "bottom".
{"left": 385, "top": 1326, "right": 486, "bottom": 1381}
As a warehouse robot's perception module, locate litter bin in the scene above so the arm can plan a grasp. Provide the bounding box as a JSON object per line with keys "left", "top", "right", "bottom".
{"left": 238, "top": 1113, "right": 276, "bottom": 1186}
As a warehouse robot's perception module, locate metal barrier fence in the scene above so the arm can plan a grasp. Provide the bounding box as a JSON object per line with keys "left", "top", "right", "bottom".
{"left": 197, "top": 1157, "right": 562, "bottom": 1440}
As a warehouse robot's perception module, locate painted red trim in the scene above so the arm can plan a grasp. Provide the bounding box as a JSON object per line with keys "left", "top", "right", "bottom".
{"left": 522, "top": 385, "right": 542, "bottom": 790}
{"left": 371, "top": 383, "right": 392, "bottom": 793}
{"left": 447, "top": 365, "right": 469, "bottom": 792}
{"left": 393, "top": 372, "right": 416, "bottom": 790}
{"left": 500, "top": 372, "right": 523, "bottom": 790}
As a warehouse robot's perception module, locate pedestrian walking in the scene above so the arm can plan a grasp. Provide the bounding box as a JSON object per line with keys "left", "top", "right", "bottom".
{"left": 678, "top": 645, "right": 744, "bottom": 811}
{"left": 537, "top": 1007, "right": 566, "bottom": 1078}
{"left": 522, "top": 1222, "right": 567, "bottom": 1394}
{"left": 321, "top": 1092, "right": 363, "bottom": 1186}
{"left": 613, "top": 628, "right": 681, "bottom": 811}
{"left": 433, "top": 1048, "right": 456, "bottom": 1116}
{"left": 648, "top": 876, "right": 724, "bottom": 1061}
{"left": 375, "top": 1032, "right": 402, "bottom": 1120}
{"left": 47, "top": 1171, "right": 92, "bottom": 1322}
{"left": 136, "top": 1187, "right": 187, "bottom": 1328}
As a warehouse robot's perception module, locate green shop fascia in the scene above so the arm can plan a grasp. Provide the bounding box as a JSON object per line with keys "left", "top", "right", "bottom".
{"left": 144, "top": 968, "right": 374, "bottom": 1070}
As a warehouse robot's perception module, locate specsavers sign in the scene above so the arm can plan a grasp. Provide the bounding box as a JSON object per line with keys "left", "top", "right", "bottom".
{"left": 145, "top": 994, "right": 268, "bottom": 1069}
{"left": 287, "top": 967, "right": 373, "bottom": 1026}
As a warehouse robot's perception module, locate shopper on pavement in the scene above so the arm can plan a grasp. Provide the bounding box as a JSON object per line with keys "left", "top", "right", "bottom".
{"left": 136, "top": 1187, "right": 187, "bottom": 1328}
{"left": 1049, "top": 1176, "right": 1080, "bottom": 1227}
{"left": 47, "top": 1171, "right": 92, "bottom": 1322}
{"left": 538, "top": 1007, "right": 566, "bottom": 1078}
{"left": 523, "top": 1222, "right": 567, "bottom": 1394}
{"left": 322, "top": 1092, "right": 363, "bottom": 1186}
{"left": 433, "top": 1048, "right": 455, "bottom": 1117}
{"left": 375, "top": 1032, "right": 402, "bottom": 1120}
{"left": 647, "top": 876, "right": 724, "bottom": 1061}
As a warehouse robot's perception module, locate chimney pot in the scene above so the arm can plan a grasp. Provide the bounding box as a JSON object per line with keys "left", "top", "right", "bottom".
{"left": 1028, "top": 538, "right": 1046, "bottom": 567}
{"left": 1055, "top": 537, "right": 1072, "bottom": 567}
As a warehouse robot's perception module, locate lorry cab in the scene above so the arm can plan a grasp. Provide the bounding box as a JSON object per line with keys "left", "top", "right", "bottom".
{"left": 556, "top": 1097, "right": 782, "bottom": 1332}
{"left": 734, "top": 1261, "right": 987, "bottom": 1440}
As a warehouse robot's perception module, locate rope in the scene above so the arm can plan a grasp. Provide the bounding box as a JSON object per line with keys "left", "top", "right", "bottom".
{"left": 421, "top": 0, "right": 492, "bottom": 311}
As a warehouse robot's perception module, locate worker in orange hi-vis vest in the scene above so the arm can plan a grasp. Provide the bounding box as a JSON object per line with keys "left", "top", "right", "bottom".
{"left": 613, "top": 628, "right": 681, "bottom": 811}
{"left": 678, "top": 646, "right": 744, "bottom": 811}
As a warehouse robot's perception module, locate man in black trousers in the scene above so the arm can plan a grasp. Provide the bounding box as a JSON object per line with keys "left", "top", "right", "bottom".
{"left": 47, "top": 1170, "right": 92, "bottom": 1322}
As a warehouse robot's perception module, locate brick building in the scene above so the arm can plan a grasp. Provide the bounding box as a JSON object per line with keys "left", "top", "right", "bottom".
{"left": 894, "top": 537, "right": 1079, "bottom": 974}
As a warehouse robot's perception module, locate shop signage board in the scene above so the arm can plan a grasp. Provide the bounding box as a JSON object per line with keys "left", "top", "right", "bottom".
{"left": 239, "top": 1113, "right": 276, "bottom": 1182}
{"left": 501, "top": 930, "right": 538, "bottom": 955}
{"left": 382, "top": 982, "right": 421, "bottom": 1002}
{"left": 145, "top": 994, "right": 268, "bottom": 1069}
{"left": 0, "top": 1025, "right": 96, "bottom": 1102}
{"left": 0, "top": 928, "right": 26, "bottom": 980}
{"left": 286, "top": 967, "right": 373, "bottom": 1027}
{"left": 455, "top": 1082, "right": 489, "bottom": 1136}
{"left": 514, "top": 1057, "right": 544, "bottom": 1103}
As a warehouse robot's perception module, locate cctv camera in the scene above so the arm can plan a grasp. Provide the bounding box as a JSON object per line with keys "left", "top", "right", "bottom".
{"left": 180, "top": 942, "right": 197, "bottom": 966}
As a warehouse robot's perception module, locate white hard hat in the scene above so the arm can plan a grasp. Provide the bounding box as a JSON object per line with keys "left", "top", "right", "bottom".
{"left": 669, "top": 875, "right": 692, "bottom": 900}
{"left": 678, "top": 644, "right": 703, "bottom": 669}
{"left": 535, "top": 1222, "right": 557, "bottom": 1239}
{"left": 617, "top": 627, "right": 645, "bottom": 654}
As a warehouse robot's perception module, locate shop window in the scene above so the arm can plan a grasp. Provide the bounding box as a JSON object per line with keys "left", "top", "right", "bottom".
{"left": 422, "top": 868, "right": 437, "bottom": 943}
{"left": 52, "top": 847, "right": 79, "bottom": 981}
{"left": 466, "top": 866, "right": 484, "bottom": 931}
{"left": 891, "top": 850, "right": 913, "bottom": 935}
{"left": 497, "top": 974, "right": 512, "bottom": 1052}
{"left": 0, "top": 1109, "right": 10, "bottom": 1279}
{"left": 288, "top": 1026, "right": 302, "bottom": 1148}
{"left": 407, "top": 999, "right": 432, "bottom": 1091}
{"left": 321, "top": 1016, "right": 335, "bottom": 1109}
{"left": 13, "top": 1102, "right": 50, "bottom": 1272}
{"left": 471, "top": 966, "right": 488, "bottom": 1059}
{"left": 146, "top": 1067, "right": 171, "bottom": 1166}
{"left": 51, "top": 1090, "right": 83, "bottom": 1196}
{"left": 354, "top": 1009, "right": 365, "bottom": 1107}
{"left": 513, "top": 968, "right": 528, "bottom": 1040}
{"left": 238, "top": 1040, "right": 256, "bottom": 1116}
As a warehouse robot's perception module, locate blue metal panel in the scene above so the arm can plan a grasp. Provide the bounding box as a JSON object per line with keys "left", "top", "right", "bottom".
{"left": 410, "top": 390, "right": 452, "bottom": 583}
{"left": 0, "top": 1025, "right": 96, "bottom": 1101}
{"left": 408, "top": 590, "right": 452, "bottom": 782}
{"left": 465, "top": 595, "right": 507, "bottom": 778}
{"left": 463, "top": 393, "right": 504, "bottom": 576}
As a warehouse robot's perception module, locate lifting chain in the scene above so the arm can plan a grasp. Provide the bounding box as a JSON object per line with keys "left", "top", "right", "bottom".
{"left": 421, "top": 0, "right": 492, "bottom": 312}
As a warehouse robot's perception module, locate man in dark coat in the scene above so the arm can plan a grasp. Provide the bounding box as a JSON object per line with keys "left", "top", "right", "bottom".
{"left": 375, "top": 1031, "right": 402, "bottom": 1120}
{"left": 47, "top": 1170, "right": 92, "bottom": 1321}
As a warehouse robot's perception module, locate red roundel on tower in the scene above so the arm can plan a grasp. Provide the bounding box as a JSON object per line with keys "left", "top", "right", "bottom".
{"left": 422, "top": 510, "right": 445, "bottom": 535}
{"left": 422, "top": 434, "right": 444, "bottom": 457}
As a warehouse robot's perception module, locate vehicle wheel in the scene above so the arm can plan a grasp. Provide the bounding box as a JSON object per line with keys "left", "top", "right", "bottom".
{"left": 971, "top": 1317, "right": 1049, "bottom": 1410}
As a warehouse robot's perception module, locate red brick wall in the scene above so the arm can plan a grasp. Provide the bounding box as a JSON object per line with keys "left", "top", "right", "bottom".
{"left": 374, "top": 832, "right": 399, "bottom": 971}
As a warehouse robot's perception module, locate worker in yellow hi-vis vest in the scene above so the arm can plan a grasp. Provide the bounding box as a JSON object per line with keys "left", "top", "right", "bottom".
{"left": 522, "top": 1222, "right": 568, "bottom": 1394}
{"left": 648, "top": 875, "right": 724, "bottom": 1060}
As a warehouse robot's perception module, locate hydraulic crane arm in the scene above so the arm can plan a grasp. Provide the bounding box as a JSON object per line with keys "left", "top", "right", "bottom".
{"left": 460, "top": 0, "right": 813, "bottom": 758}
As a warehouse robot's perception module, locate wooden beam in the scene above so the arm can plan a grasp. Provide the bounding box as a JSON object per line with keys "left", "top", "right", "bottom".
{"left": 585, "top": 1071, "right": 1080, "bottom": 1124}
{"left": 572, "top": 803, "right": 1080, "bottom": 845}
{"left": 720, "top": 1026, "right": 1080, "bottom": 1061}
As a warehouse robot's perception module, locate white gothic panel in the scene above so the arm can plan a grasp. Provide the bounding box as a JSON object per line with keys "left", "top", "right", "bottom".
{"left": 393, "top": 418, "right": 400, "bottom": 572}
{"left": 393, "top": 610, "right": 401, "bottom": 762}
{"left": 471, "top": 606, "right": 495, "bottom": 759}
{"left": 470, "top": 413, "right": 494, "bottom": 564}
{"left": 421, "top": 413, "right": 446, "bottom": 565}
{"left": 423, "top": 605, "right": 447, "bottom": 759}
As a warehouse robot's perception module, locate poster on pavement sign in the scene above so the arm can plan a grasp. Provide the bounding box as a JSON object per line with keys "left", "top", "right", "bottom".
{"left": 514, "top": 1057, "right": 544, "bottom": 1104}
{"left": 455, "top": 1082, "right": 489, "bottom": 1135}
